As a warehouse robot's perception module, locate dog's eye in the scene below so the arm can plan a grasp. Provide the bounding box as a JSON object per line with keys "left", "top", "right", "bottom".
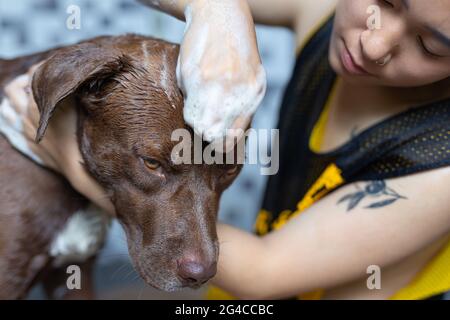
{"left": 143, "top": 158, "right": 161, "bottom": 171}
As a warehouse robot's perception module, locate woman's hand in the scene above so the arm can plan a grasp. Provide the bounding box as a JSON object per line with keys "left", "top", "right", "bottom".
{"left": 141, "top": 0, "right": 267, "bottom": 147}
{"left": 178, "top": 0, "right": 266, "bottom": 146}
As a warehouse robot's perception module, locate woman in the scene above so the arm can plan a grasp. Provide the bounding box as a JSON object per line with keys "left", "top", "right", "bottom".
{"left": 146, "top": 0, "right": 450, "bottom": 300}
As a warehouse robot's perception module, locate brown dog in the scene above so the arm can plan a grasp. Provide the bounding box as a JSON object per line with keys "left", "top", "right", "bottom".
{"left": 0, "top": 35, "right": 241, "bottom": 299}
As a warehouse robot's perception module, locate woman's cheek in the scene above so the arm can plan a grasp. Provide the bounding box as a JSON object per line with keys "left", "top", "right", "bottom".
{"left": 403, "top": 55, "right": 450, "bottom": 86}
{"left": 387, "top": 64, "right": 447, "bottom": 87}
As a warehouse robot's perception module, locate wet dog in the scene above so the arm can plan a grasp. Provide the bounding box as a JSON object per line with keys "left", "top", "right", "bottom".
{"left": 0, "top": 35, "right": 241, "bottom": 299}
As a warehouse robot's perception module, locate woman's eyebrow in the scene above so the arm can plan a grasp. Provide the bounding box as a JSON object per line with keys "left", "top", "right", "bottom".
{"left": 402, "top": 0, "right": 450, "bottom": 48}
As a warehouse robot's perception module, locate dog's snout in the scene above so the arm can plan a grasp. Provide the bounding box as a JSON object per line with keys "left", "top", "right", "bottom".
{"left": 177, "top": 258, "right": 217, "bottom": 286}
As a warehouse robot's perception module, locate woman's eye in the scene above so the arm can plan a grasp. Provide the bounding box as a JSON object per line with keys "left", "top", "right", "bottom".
{"left": 143, "top": 158, "right": 161, "bottom": 170}
{"left": 380, "top": 0, "right": 394, "bottom": 8}
{"left": 417, "top": 36, "right": 442, "bottom": 58}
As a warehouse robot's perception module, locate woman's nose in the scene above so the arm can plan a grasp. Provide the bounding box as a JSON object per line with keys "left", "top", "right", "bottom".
{"left": 360, "top": 17, "right": 405, "bottom": 63}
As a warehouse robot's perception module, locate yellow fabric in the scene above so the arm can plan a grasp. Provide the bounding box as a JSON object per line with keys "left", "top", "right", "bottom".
{"left": 206, "top": 285, "right": 235, "bottom": 300}
{"left": 298, "top": 290, "right": 325, "bottom": 300}
{"left": 254, "top": 209, "right": 272, "bottom": 236}
{"left": 271, "top": 209, "right": 294, "bottom": 231}
{"left": 309, "top": 77, "right": 338, "bottom": 153}
{"left": 309, "top": 104, "right": 330, "bottom": 153}
{"left": 390, "top": 237, "right": 450, "bottom": 300}
{"left": 295, "top": 163, "right": 344, "bottom": 213}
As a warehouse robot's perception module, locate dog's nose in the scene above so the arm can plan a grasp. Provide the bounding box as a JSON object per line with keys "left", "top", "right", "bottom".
{"left": 177, "top": 258, "right": 217, "bottom": 286}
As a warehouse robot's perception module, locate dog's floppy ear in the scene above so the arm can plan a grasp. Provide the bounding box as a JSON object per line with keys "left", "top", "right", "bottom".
{"left": 32, "top": 42, "right": 125, "bottom": 143}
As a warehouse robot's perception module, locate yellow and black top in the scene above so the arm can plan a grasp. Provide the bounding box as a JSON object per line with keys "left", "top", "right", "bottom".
{"left": 256, "top": 16, "right": 450, "bottom": 300}
{"left": 208, "top": 16, "right": 450, "bottom": 300}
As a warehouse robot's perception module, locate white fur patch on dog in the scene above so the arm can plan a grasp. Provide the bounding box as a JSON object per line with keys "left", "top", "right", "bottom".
{"left": 0, "top": 97, "right": 43, "bottom": 164}
{"left": 50, "top": 204, "right": 111, "bottom": 267}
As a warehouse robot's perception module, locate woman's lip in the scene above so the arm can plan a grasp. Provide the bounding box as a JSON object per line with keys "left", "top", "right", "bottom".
{"left": 340, "top": 42, "right": 371, "bottom": 76}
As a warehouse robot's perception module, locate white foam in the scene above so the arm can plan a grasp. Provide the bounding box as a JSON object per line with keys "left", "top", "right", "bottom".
{"left": 176, "top": 1, "right": 267, "bottom": 142}
{"left": 50, "top": 204, "right": 111, "bottom": 267}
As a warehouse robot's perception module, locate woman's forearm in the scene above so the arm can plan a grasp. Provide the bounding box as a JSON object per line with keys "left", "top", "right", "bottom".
{"left": 137, "top": 0, "right": 192, "bottom": 20}
{"left": 212, "top": 223, "right": 271, "bottom": 299}
{"left": 139, "top": 0, "right": 300, "bottom": 27}
{"left": 138, "top": 0, "right": 242, "bottom": 21}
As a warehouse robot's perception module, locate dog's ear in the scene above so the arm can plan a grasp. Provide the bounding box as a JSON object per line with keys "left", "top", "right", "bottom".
{"left": 32, "top": 42, "right": 127, "bottom": 143}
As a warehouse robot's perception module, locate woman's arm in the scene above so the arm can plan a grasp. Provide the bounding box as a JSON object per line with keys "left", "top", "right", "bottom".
{"left": 139, "top": 0, "right": 302, "bottom": 27}
{"left": 245, "top": 0, "right": 301, "bottom": 28}
{"left": 139, "top": 0, "right": 332, "bottom": 29}
{"left": 213, "top": 167, "right": 450, "bottom": 299}
{"left": 137, "top": 0, "right": 190, "bottom": 20}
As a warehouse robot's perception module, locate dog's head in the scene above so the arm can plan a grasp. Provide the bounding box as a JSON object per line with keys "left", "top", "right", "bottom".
{"left": 31, "top": 35, "right": 242, "bottom": 291}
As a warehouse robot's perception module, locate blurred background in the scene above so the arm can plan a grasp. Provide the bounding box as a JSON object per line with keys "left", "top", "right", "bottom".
{"left": 0, "top": 0, "right": 296, "bottom": 299}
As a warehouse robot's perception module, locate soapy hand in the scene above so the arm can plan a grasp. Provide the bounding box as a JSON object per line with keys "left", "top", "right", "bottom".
{"left": 176, "top": 0, "right": 266, "bottom": 147}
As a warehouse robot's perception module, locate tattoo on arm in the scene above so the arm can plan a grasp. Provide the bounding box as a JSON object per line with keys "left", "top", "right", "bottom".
{"left": 337, "top": 180, "right": 407, "bottom": 212}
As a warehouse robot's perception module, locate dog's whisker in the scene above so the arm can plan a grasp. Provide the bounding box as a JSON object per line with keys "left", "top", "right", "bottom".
{"left": 132, "top": 273, "right": 143, "bottom": 285}
{"left": 124, "top": 267, "right": 138, "bottom": 281}
{"left": 99, "top": 253, "right": 130, "bottom": 261}
{"left": 101, "top": 253, "right": 129, "bottom": 256}
{"left": 109, "top": 262, "right": 129, "bottom": 280}
{"left": 137, "top": 281, "right": 146, "bottom": 300}
{"left": 131, "top": 272, "right": 141, "bottom": 281}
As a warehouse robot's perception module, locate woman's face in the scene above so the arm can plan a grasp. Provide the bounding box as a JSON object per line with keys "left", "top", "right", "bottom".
{"left": 330, "top": 0, "right": 450, "bottom": 87}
